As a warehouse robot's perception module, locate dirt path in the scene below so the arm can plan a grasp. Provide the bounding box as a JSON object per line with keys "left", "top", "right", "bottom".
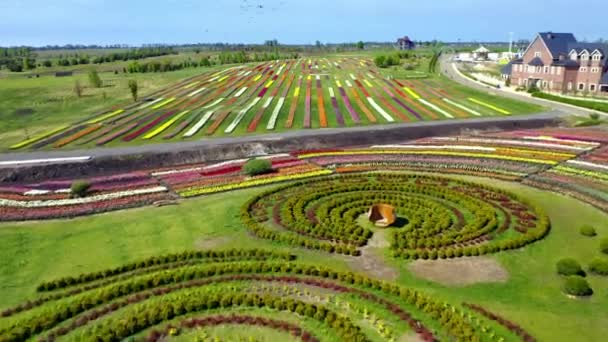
{"left": 344, "top": 229, "right": 399, "bottom": 281}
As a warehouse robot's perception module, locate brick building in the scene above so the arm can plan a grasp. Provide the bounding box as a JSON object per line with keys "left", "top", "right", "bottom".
{"left": 507, "top": 32, "right": 608, "bottom": 94}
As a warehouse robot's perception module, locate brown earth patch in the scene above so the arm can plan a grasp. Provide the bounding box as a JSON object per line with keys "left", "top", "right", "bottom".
{"left": 408, "top": 257, "right": 509, "bottom": 286}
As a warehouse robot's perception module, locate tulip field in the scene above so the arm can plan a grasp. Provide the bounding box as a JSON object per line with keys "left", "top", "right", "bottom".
{"left": 1, "top": 126, "right": 607, "bottom": 342}
{"left": 8, "top": 57, "right": 543, "bottom": 150}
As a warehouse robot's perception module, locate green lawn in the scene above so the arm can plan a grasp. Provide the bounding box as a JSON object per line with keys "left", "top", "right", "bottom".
{"left": 0, "top": 174, "right": 606, "bottom": 341}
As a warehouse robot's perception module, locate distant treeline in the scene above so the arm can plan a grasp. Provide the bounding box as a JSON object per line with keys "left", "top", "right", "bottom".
{"left": 0, "top": 46, "right": 177, "bottom": 72}
{"left": 125, "top": 51, "right": 299, "bottom": 74}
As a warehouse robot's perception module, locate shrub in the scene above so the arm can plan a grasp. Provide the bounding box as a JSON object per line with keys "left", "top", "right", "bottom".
{"left": 70, "top": 181, "right": 91, "bottom": 198}
{"left": 588, "top": 258, "right": 608, "bottom": 276}
{"left": 532, "top": 92, "right": 608, "bottom": 113}
{"left": 601, "top": 238, "right": 608, "bottom": 254}
{"left": 242, "top": 159, "right": 272, "bottom": 176}
{"left": 579, "top": 225, "right": 597, "bottom": 237}
{"left": 556, "top": 258, "right": 584, "bottom": 276}
{"left": 563, "top": 276, "right": 593, "bottom": 296}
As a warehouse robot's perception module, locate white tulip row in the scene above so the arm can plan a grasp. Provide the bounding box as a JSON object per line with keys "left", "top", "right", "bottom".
{"left": 431, "top": 137, "right": 592, "bottom": 151}
{"left": 1, "top": 186, "right": 167, "bottom": 208}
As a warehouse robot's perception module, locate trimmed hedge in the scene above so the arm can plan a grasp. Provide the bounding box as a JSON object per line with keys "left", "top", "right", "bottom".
{"left": 563, "top": 276, "right": 593, "bottom": 296}
{"left": 532, "top": 92, "right": 608, "bottom": 113}
{"left": 579, "top": 225, "right": 597, "bottom": 237}
{"left": 601, "top": 238, "right": 608, "bottom": 254}
{"left": 243, "top": 159, "right": 272, "bottom": 176}
{"left": 589, "top": 258, "right": 608, "bottom": 276}
{"left": 556, "top": 258, "right": 584, "bottom": 276}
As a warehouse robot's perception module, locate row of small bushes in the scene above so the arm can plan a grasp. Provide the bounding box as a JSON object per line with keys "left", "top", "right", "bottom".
{"left": 556, "top": 258, "right": 608, "bottom": 276}
{"left": 2, "top": 261, "right": 483, "bottom": 342}
{"left": 36, "top": 249, "right": 294, "bottom": 292}
{"left": 532, "top": 92, "right": 608, "bottom": 113}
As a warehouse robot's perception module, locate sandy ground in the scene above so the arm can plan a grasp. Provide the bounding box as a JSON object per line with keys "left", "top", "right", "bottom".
{"left": 408, "top": 256, "right": 509, "bottom": 286}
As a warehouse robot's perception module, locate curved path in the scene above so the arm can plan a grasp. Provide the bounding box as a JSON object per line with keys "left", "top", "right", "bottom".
{"left": 438, "top": 54, "right": 606, "bottom": 117}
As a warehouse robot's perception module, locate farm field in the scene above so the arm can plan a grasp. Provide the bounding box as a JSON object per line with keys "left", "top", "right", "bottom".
{"left": 1, "top": 126, "right": 607, "bottom": 342}
{"left": 4, "top": 56, "right": 544, "bottom": 151}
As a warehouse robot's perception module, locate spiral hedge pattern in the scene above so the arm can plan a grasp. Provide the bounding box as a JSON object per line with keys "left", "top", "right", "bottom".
{"left": 243, "top": 173, "right": 550, "bottom": 258}
{"left": 0, "top": 249, "right": 533, "bottom": 342}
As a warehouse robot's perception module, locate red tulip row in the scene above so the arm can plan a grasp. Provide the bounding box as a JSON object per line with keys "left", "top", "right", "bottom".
{"left": 145, "top": 315, "right": 319, "bottom": 342}
{"left": 0, "top": 192, "right": 170, "bottom": 221}
{"left": 463, "top": 303, "right": 536, "bottom": 342}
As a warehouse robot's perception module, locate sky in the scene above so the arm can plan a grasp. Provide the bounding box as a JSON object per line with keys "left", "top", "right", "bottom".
{"left": 1, "top": 0, "right": 607, "bottom": 46}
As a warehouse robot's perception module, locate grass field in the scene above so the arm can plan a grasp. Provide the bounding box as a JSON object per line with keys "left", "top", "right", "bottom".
{"left": 1, "top": 52, "right": 545, "bottom": 151}
{"left": 1, "top": 173, "right": 606, "bottom": 341}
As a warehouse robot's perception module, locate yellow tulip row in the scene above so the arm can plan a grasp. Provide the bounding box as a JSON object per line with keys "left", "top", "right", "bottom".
{"left": 179, "top": 169, "right": 333, "bottom": 197}
{"left": 298, "top": 150, "right": 561, "bottom": 165}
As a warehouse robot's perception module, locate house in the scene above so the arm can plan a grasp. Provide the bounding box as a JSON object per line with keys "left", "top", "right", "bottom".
{"left": 473, "top": 46, "right": 490, "bottom": 60}
{"left": 508, "top": 32, "right": 608, "bottom": 93}
{"left": 397, "top": 36, "right": 415, "bottom": 50}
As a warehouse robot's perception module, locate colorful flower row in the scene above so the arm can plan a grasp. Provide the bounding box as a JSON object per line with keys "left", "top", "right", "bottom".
{"left": 178, "top": 169, "right": 333, "bottom": 197}
{"left": 0, "top": 186, "right": 168, "bottom": 208}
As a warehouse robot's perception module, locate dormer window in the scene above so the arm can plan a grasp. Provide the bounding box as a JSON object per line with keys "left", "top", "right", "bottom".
{"left": 592, "top": 54, "right": 601, "bottom": 61}
{"left": 581, "top": 52, "right": 589, "bottom": 60}
{"left": 570, "top": 51, "right": 578, "bottom": 60}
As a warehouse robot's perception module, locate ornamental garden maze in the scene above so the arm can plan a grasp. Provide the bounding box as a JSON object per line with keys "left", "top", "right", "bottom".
{"left": 1, "top": 57, "right": 608, "bottom": 342}
{"left": 1, "top": 126, "right": 608, "bottom": 341}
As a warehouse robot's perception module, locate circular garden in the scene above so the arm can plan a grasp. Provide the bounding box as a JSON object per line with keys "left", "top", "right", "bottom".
{"left": 243, "top": 173, "right": 550, "bottom": 258}
{"left": 0, "top": 248, "right": 537, "bottom": 342}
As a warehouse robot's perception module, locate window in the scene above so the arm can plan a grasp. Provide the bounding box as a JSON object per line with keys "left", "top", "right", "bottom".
{"left": 550, "top": 66, "right": 555, "bottom": 74}
{"left": 591, "top": 67, "right": 599, "bottom": 73}
{"left": 570, "top": 52, "right": 578, "bottom": 60}
{"left": 590, "top": 84, "right": 596, "bottom": 92}
{"left": 557, "top": 67, "right": 561, "bottom": 75}
{"left": 579, "top": 67, "right": 588, "bottom": 72}
{"left": 567, "top": 82, "right": 573, "bottom": 90}
{"left": 534, "top": 51, "right": 542, "bottom": 58}
{"left": 542, "top": 81, "right": 548, "bottom": 88}
{"left": 578, "top": 83, "right": 585, "bottom": 91}
{"left": 581, "top": 53, "right": 589, "bottom": 60}
{"left": 544, "top": 66, "right": 549, "bottom": 73}
{"left": 592, "top": 54, "right": 601, "bottom": 61}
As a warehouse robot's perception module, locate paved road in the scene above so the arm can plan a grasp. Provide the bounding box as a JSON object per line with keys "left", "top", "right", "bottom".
{"left": 438, "top": 54, "right": 603, "bottom": 116}
{"left": 0, "top": 56, "right": 577, "bottom": 164}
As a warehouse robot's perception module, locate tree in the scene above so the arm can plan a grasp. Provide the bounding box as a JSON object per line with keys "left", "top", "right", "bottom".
{"left": 88, "top": 68, "right": 103, "bottom": 88}
{"left": 243, "top": 159, "right": 272, "bottom": 176}
{"left": 357, "top": 41, "right": 365, "bottom": 50}
{"left": 315, "top": 40, "right": 323, "bottom": 49}
{"left": 71, "top": 181, "right": 90, "bottom": 198}
{"left": 128, "top": 79, "right": 138, "bottom": 102}
{"left": 200, "top": 56, "right": 211, "bottom": 67}
{"left": 73, "top": 80, "right": 83, "bottom": 98}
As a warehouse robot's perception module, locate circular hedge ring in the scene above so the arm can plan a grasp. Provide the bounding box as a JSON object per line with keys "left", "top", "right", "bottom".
{"left": 242, "top": 173, "right": 550, "bottom": 258}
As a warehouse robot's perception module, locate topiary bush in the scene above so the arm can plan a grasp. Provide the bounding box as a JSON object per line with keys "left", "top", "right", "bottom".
{"left": 242, "top": 159, "right": 273, "bottom": 177}
{"left": 70, "top": 181, "right": 91, "bottom": 198}
{"left": 563, "top": 276, "right": 593, "bottom": 296}
{"left": 556, "top": 258, "right": 584, "bottom": 276}
{"left": 589, "top": 258, "right": 608, "bottom": 276}
{"left": 601, "top": 238, "right": 608, "bottom": 255}
{"left": 579, "top": 225, "right": 597, "bottom": 237}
